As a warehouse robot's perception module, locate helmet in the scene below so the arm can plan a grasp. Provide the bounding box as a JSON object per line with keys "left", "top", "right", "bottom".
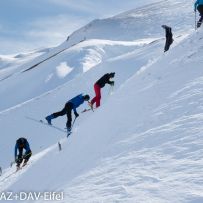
{"left": 84, "top": 95, "right": 90, "bottom": 101}
{"left": 17, "top": 138, "right": 26, "bottom": 147}
{"left": 109, "top": 72, "right": 115, "bottom": 78}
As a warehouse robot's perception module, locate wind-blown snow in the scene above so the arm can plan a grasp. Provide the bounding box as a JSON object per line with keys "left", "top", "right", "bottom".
{"left": 1, "top": 0, "right": 203, "bottom": 202}
{"left": 56, "top": 62, "right": 73, "bottom": 78}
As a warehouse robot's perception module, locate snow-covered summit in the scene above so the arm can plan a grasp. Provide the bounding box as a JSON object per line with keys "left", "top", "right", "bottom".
{"left": 68, "top": 0, "right": 193, "bottom": 42}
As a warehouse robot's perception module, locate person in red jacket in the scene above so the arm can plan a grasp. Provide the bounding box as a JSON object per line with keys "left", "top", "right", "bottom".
{"left": 90, "top": 72, "right": 115, "bottom": 108}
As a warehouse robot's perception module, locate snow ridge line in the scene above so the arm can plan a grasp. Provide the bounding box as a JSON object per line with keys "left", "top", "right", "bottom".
{"left": 22, "top": 39, "right": 85, "bottom": 72}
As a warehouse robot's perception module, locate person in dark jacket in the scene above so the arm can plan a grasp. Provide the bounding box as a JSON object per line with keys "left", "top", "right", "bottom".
{"left": 45, "top": 94, "right": 90, "bottom": 132}
{"left": 90, "top": 72, "right": 115, "bottom": 108}
{"left": 162, "top": 25, "right": 173, "bottom": 52}
{"left": 194, "top": 0, "right": 203, "bottom": 28}
{"left": 15, "top": 138, "right": 32, "bottom": 169}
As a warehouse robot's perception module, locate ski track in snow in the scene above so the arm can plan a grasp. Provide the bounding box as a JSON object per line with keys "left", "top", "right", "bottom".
{"left": 59, "top": 50, "right": 203, "bottom": 203}
{"left": 0, "top": 142, "right": 58, "bottom": 192}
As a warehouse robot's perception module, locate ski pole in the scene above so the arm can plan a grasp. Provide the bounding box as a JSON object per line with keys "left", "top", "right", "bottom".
{"left": 108, "top": 85, "right": 114, "bottom": 95}
{"left": 81, "top": 108, "right": 92, "bottom": 113}
{"left": 71, "top": 117, "right": 77, "bottom": 129}
{"left": 195, "top": 10, "right": 197, "bottom": 30}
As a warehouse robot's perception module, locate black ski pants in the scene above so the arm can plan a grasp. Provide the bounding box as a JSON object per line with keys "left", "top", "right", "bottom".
{"left": 197, "top": 5, "right": 203, "bottom": 22}
{"left": 16, "top": 148, "right": 32, "bottom": 167}
{"left": 164, "top": 35, "right": 173, "bottom": 52}
{"left": 52, "top": 102, "right": 73, "bottom": 129}
{"left": 163, "top": 26, "right": 173, "bottom": 52}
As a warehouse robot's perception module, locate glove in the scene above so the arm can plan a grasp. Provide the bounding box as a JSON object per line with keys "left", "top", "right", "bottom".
{"left": 110, "top": 81, "right": 115, "bottom": 86}
{"left": 74, "top": 112, "right": 79, "bottom": 118}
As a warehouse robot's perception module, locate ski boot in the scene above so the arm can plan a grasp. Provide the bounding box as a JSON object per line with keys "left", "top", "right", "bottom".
{"left": 67, "top": 127, "right": 72, "bottom": 137}
{"left": 197, "top": 21, "right": 202, "bottom": 28}
{"left": 16, "top": 164, "right": 21, "bottom": 172}
{"left": 45, "top": 115, "right": 54, "bottom": 125}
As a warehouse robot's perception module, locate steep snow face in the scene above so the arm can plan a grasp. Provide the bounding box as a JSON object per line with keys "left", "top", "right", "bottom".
{"left": 0, "top": 37, "right": 163, "bottom": 169}
{"left": 1, "top": 0, "right": 203, "bottom": 203}
{"left": 2, "top": 28, "right": 203, "bottom": 203}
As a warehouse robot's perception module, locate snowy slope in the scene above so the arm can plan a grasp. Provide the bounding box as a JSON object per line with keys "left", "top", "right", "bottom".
{"left": 0, "top": 39, "right": 160, "bottom": 112}
{"left": 0, "top": 0, "right": 193, "bottom": 111}
{"left": 1, "top": 28, "right": 203, "bottom": 203}
{"left": 1, "top": 0, "right": 203, "bottom": 202}
{"left": 0, "top": 0, "right": 192, "bottom": 169}
{"left": 0, "top": 37, "right": 164, "bottom": 169}
{"left": 0, "top": 49, "right": 49, "bottom": 81}
{"left": 17, "top": 28, "right": 203, "bottom": 203}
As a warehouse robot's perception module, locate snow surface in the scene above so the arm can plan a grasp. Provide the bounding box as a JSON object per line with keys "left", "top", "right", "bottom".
{"left": 1, "top": 0, "right": 203, "bottom": 202}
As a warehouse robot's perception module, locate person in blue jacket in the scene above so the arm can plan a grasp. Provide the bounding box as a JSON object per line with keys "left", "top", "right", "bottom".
{"left": 194, "top": 0, "right": 203, "bottom": 28}
{"left": 45, "top": 94, "right": 90, "bottom": 132}
{"left": 15, "top": 138, "right": 32, "bottom": 169}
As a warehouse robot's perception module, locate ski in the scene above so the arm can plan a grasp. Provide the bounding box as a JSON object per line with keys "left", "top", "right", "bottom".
{"left": 67, "top": 131, "right": 72, "bottom": 137}
{"left": 0, "top": 171, "right": 16, "bottom": 182}
{"left": 16, "top": 162, "right": 28, "bottom": 172}
{"left": 81, "top": 108, "right": 92, "bottom": 113}
{"left": 0, "top": 163, "right": 28, "bottom": 183}
{"left": 26, "top": 116, "right": 67, "bottom": 133}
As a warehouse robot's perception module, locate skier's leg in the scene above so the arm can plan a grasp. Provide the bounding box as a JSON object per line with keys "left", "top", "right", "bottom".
{"left": 164, "top": 38, "right": 170, "bottom": 52}
{"left": 168, "top": 37, "right": 173, "bottom": 49}
{"left": 46, "top": 103, "right": 68, "bottom": 124}
{"left": 95, "top": 85, "right": 101, "bottom": 107}
{"left": 197, "top": 5, "right": 203, "bottom": 27}
{"left": 16, "top": 149, "right": 23, "bottom": 167}
{"left": 197, "top": 5, "right": 203, "bottom": 17}
{"left": 66, "top": 103, "right": 72, "bottom": 131}
{"left": 52, "top": 106, "right": 67, "bottom": 118}
{"left": 91, "top": 84, "right": 98, "bottom": 106}
{"left": 91, "top": 97, "right": 96, "bottom": 105}
{"left": 23, "top": 150, "right": 32, "bottom": 165}
{"left": 199, "top": 13, "right": 203, "bottom": 23}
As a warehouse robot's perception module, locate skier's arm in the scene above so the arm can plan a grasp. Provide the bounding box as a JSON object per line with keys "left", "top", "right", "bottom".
{"left": 107, "top": 80, "right": 114, "bottom": 86}
{"left": 73, "top": 108, "right": 77, "bottom": 114}
{"left": 194, "top": 1, "right": 199, "bottom": 11}
{"left": 72, "top": 107, "right": 79, "bottom": 117}
{"left": 25, "top": 142, "right": 31, "bottom": 154}
{"left": 106, "top": 75, "right": 114, "bottom": 85}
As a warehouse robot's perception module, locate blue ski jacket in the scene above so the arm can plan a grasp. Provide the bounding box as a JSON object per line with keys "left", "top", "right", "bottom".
{"left": 15, "top": 141, "right": 31, "bottom": 157}
{"left": 194, "top": 0, "right": 203, "bottom": 10}
{"left": 69, "top": 94, "right": 85, "bottom": 114}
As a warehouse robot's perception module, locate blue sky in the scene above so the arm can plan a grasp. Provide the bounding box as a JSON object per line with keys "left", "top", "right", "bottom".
{"left": 0, "top": 0, "right": 159, "bottom": 55}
